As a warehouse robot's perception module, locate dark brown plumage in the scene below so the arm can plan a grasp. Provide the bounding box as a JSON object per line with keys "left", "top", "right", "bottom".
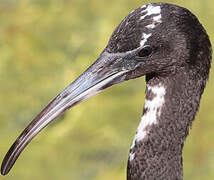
{"left": 1, "top": 3, "right": 212, "bottom": 180}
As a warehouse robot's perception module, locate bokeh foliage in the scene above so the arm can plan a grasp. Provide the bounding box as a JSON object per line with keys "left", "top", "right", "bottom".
{"left": 0, "top": 0, "right": 213, "bottom": 179}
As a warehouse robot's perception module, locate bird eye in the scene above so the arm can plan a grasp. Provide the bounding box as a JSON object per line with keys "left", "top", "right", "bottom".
{"left": 138, "top": 46, "right": 152, "bottom": 57}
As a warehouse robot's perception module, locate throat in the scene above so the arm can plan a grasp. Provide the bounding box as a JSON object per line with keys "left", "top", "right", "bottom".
{"left": 127, "top": 74, "right": 203, "bottom": 180}
{"left": 130, "top": 83, "right": 166, "bottom": 152}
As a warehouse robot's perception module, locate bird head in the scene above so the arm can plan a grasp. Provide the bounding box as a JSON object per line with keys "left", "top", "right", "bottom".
{"left": 1, "top": 2, "right": 211, "bottom": 175}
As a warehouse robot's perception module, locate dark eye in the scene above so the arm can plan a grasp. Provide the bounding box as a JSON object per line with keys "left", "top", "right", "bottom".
{"left": 138, "top": 46, "right": 152, "bottom": 57}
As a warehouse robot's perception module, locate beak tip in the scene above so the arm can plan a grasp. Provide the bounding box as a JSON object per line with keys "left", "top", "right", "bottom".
{"left": 1, "top": 147, "right": 16, "bottom": 176}
{"left": 1, "top": 165, "right": 8, "bottom": 176}
{"left": 1, "top": 159, "right": 13, "bottom": 176}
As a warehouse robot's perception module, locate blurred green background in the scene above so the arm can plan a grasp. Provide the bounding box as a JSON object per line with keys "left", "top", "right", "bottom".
{"left": 0, "top": 0, "right": 213, "bottom": 179}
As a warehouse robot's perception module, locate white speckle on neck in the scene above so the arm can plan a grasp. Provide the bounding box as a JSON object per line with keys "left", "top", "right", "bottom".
{"left": 130, "top": 84, "right": 166, "bottom": 150}
{"left": 140, "top": 4, "right": 161, "bottom": 20}
{"left": 129, "top": 152, "right": 135, "bottom": 161}
{"left": 140, "top": 33, "right": 152, "bottom": 46}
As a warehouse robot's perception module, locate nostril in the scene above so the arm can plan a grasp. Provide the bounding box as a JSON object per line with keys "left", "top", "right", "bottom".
{"left": 92, "top": 66, "right": 104, "bottom": 73}
{"left": 97, "top": 66, "right": 104, "bottom": 72}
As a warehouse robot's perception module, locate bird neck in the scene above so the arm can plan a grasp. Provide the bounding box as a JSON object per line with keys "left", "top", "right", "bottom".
{"left": 127, "top": 70, "right": 205, "bottom": 180}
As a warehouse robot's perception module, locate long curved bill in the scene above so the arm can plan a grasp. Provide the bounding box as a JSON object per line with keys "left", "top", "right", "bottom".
{"left": 1, "top": 54, "right": 129, "bottom": 175}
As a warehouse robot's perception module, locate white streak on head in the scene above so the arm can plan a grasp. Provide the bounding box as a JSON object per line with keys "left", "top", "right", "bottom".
{"left": 146, "top": 24, "right": 156, "bottom": 29}
{"left": 153, "top": 14, "right": 162, "bottom": 22}
{"left": 141, "top": 5, "right": 146, "bottom": 9}
{"left": 130, "top": 84, "right": 166, "bottom": 150}
{"left": 139, "top": 4, "right": 162, "bottom": 29}
{"left": 129, "top": 152, "right": 135, "bottom": 161}
{"left": 146, "top": 14, "right": 162, "bottom": 29}
{"left": 140, "top": 33, "right": 152, "bottom": 46}
{"left": 140, "top": 4, "right": 161, "bottom": 20}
